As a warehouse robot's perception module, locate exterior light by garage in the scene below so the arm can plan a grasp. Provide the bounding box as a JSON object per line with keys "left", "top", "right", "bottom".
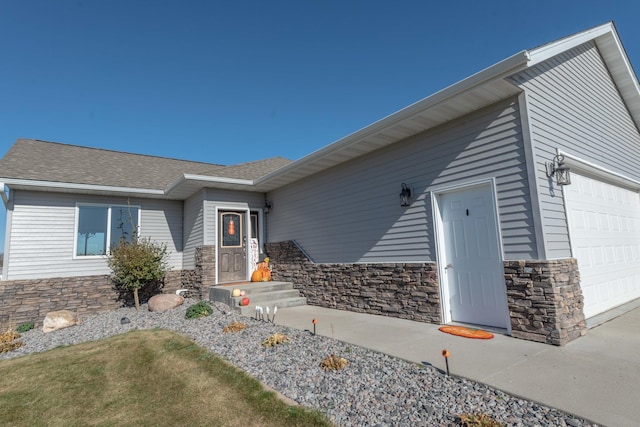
{"left": 264, "top": 199, "right": 272, "bottom": 214}
{"left": 546, "top": 154, "right": 571, "bottom": 186}
{"left": 399, "top": 183, "right": 412, "bottom": 206}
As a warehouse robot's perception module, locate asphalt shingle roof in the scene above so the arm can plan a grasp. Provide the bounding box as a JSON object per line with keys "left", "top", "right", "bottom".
{"left": 0, "top": 139, "right": 291, "bottom": 190}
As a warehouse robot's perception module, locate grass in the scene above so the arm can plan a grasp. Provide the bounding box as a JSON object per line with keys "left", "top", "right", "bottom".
{"left": 0, "top": 329, "right": 332, "bottom": 427}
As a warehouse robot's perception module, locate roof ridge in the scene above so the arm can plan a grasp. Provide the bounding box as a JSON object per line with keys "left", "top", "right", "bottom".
{"left": 26, "top": 138, "right": 224, "bottom": 167}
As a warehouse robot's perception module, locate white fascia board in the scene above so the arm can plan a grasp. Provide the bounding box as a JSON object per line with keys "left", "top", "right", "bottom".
{"left": 164, "top": 174, "right": 255, "bottom": 194}
{"left": 0, "top": 182, "right": 8, "bottom": 208}
{"left": 526, "top": 22, "right": 614, "bottom": 66}
{"left": 256, "top": 50, "right": 529, "bottom": 188}
{"left": 1, "top": 178, "right": 164, "bottom": 196}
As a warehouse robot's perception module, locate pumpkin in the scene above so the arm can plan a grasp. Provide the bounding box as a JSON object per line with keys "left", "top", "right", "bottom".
{"left": 231, "top": 289, "right": 241, "bottom": 297}
{"left": 240, "top": 290, "right": 246, "bottom": 296}
{"left": 241, "top": 297, "right": 250, "bottom": 306}
{"left": 251, "top": 257, "right": 272, "bottom": 282}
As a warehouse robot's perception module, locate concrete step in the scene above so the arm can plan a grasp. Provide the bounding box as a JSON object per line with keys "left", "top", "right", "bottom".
{"left": 209, "top": 281, "right": 307, "bottom": 314}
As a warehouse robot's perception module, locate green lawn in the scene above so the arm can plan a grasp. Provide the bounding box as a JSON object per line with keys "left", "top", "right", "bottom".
{"left": 0, "top": 329, "right": 333, "bottom": 427}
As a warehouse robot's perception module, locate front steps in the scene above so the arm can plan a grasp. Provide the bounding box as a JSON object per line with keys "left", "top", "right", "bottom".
{"left": 209, "top": 281, "right": 307, "bottom": 315}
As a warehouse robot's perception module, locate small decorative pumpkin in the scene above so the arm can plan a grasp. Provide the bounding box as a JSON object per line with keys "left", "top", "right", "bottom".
{"left": 231, "top": 289, "right": 241, "bottom": 297}
{"left": 241, "top": 297, "right": 250, "bottom": 306}
{"left": 240, "top": 290, "right": 246, "bottom": 297}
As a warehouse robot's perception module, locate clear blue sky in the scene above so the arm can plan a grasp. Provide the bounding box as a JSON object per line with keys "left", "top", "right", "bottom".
{"left": 1, "top": 1, "right": 640, "bottom": 250}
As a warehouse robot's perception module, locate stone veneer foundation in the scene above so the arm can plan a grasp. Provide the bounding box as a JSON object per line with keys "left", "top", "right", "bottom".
{"left": 0, "top": 269, "right": 191, "bottom": 328}
{"left": 267, "top": 241, "right": 588, "bottom": 346}
{"left": 265, "top": 241, "right": 441, "bottom": 323}
{"left": 505, "top": 259, "right": 587, "bottom": 346}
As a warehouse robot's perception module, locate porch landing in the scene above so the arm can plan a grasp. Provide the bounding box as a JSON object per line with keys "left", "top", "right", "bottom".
{"left": 209, "top": 281, "right": 307, "bottom": 315}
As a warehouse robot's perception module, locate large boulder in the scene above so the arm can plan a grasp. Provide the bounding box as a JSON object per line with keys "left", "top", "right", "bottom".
{"left": 148, "top": 294, "right": 184, "bottom": 312}
{"left": 43, "top": 310, "right": 79, "bottom": 333}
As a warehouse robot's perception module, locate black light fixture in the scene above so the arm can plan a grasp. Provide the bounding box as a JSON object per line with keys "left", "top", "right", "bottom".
{"left": 399, "top": 183, "right": 411, "bottom": 207}
{"left": 264, "top": 199, "right": 272, "bottom": 214}
{"left": 545, "top": 154, "right": 571, "bottom": 186}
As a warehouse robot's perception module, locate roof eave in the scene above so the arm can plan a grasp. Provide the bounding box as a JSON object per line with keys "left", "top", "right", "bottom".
{"left": 255, "top": 50, "right": 530, "bottom": 191}
{"left": 1, "top": 178, "right": 165, "bottom": 198}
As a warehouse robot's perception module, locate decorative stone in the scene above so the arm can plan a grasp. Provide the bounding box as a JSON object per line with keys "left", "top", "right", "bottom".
{"left": 148, "top": 294, "right": 184, "bottom": 312}
{"left": 42, "top": 310, "right": 78, "bottom": 333}
{"left": 120, "top": 317, "right": 131, "bottom": 325}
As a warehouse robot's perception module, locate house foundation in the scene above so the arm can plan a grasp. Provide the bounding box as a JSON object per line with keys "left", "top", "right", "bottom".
{"left": 266, "top": 241, "right": 588, "bottom": 346}
{"left": 265, "top": 241, "right": 441, "bottom": 323}
{"left": 505, "top": 259, "right": 587, "bottom": 345}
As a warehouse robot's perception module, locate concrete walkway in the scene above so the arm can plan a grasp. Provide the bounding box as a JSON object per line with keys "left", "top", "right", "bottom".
{"left": 273, "top": 302, "right": 640, "bottom": 427}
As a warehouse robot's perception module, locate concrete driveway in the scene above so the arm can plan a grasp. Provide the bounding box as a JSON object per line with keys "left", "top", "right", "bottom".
{"left": 274, "top": 301, "right": 640, "bottom": 426}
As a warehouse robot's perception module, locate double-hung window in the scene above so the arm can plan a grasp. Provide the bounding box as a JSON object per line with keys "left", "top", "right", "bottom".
{"left": 75, "top": 204, "right": 140, "bottom": 256}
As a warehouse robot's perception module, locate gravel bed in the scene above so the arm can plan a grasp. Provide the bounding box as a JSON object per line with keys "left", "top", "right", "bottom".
{"left": 1, "top": 300, "right": 598, "bottom": 427}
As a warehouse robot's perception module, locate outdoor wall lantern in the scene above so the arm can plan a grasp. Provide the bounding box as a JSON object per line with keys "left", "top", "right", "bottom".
{"left": 264, "top": 199, "right": 272, "bottom": 214}
{"left": 399, "top": 183, "right": 412, "bottom": 206}
{"left": 545, "top": 154, "right": 571, "bottom": 186}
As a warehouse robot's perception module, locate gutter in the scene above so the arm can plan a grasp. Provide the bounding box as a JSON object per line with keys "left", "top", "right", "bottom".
{"left": 0, "top": 178, "right": 165, "bottom": 197}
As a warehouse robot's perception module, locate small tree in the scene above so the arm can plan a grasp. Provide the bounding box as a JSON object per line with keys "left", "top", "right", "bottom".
{"left": 108, "top": 236, "right": 168, "bottom": 310}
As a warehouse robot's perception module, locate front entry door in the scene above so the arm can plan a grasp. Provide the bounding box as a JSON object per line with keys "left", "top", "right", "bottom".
{"left": 218, "top": 211, "right": 247, "bottom": 282}
{"left": 439, "top": 184, "right": 508, "bottom": 328}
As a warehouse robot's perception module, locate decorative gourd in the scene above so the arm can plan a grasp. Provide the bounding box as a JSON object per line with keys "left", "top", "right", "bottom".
{"left": 241, "top": 297, "right": 250, "bottom": 306}
{"left": 240, "top": 290, "right": 246, "bottom": 296}
{"left": 231, "top": 289, "right": 241, "bottom": 297}
{"left": 251, "top": 257, "right": 272, "bottom": 282}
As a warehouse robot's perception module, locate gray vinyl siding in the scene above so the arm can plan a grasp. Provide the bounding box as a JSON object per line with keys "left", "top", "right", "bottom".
{"left": 202, "top": 189, "right": 266, "bottom": 246}
{"left": 267, "top": 97, "right": 535, "bottom": 262}
{"left": 510, "top": 41, "right": 640, "bottom": 259}
{"left": 183, "top": 190, "right": 205, "bottom": 269}
{"left": 6, "top": 191, "right": 183, "bottom": 280}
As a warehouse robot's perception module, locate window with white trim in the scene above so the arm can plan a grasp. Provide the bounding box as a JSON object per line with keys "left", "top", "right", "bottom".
{"left": 75, "top": 204, "right": 140, "bottom": 256}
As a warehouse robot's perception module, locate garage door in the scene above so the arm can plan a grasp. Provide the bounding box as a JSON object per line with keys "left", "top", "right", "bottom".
{"left": 564, "top": 173, "right": 640, "bottom": 318}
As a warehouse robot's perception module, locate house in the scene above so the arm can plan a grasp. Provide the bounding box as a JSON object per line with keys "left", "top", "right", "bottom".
{"left": 2, "top": 22, "right": 640, "bottom": 345}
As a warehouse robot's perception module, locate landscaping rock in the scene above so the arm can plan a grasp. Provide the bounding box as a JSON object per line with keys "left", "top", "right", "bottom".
{"left": 42, "top": 310, "right": 78, "bottom": 333}
{"left": 148, "top": 294, "right": 184, "bottom": 312}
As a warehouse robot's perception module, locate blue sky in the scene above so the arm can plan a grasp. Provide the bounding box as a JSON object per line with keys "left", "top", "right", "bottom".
{"left": 1, "top": 1, "right": 640, "bottom": 250}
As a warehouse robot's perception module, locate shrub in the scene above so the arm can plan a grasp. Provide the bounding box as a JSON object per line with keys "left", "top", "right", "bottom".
{"left": 222, "top": 321, "right": 246, "bottom": 333}
{"left": 16, "top": 323, "right": 34, "bottom": 333}
{"left": 262, "top": 333, "right": 289, "bottom": 347}
{"left": 320, "top": 354, "right": 348, "bottom": 371}
{"left": 185, "top": 301, "right": 213, "bottom": 319}
{"left": 108, "top": 236, "right": 168, "bottom": 310}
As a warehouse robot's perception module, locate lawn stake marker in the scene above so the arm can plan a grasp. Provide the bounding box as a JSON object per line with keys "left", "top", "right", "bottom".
{"left": 442, "top": 349, "right": 450, "bottom": 376}
{"left": 312, "top": 318, "right": 317, "bottom": 335}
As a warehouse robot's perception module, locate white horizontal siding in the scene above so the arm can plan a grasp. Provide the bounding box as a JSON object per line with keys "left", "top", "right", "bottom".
{"left": 183, "top": 190, "right": 205, "bottom": 269}
{"left": 203, "top": 189, "right": 265, "bottom": 246}
{"left": 510, "top": 41, "right": 640, "bottom": 259}
{"left": 6, "top": 191, "right": 183, "bottom": 280}
{"left": 268, "top": 98, "right": 534, "bottom": 262}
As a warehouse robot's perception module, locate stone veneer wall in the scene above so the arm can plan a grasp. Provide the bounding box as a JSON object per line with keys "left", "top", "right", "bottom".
{"left": 505, "top": 259, "right": 587, "bottom": 346}
{"left": 265, "top": 241, "right": 441, "bottom": 323}
{"left": 0, "top": 270, "right": 190, "bottom": 328}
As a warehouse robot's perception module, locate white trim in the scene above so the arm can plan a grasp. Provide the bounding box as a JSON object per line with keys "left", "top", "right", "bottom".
{"left": 2, "top": 178, "right": 163, "bottom": 196}
{"left": 73, "top": 202, "right": 142, "bottom": 259}
{"left": 559, "top": 151, "right": 640, "bottom": 190}
{"left": 517, "top": 92, "right": 547, "bottom": 260}
{"left": 2, "top": 196, "right": 13, "bottom": 280}
{"left": 526, "top": 22, "right": 614, "bottom": 66}
{"left": 431, "top": 179, "right": 511, "bottom": 332}
{"left": 214, "top": 205, "right": 251, "bottom": 284}
{"left": 0, "top": 182, "right": 8, "bottom": 208}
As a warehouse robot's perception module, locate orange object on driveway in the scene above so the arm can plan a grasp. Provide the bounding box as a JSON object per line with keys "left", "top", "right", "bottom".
{"left": 438, "top": 325, "right": 494, "bottom": 339}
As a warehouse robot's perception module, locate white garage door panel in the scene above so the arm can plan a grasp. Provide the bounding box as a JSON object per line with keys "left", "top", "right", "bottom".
{"left": 565, "top": 173, "right": 640, "bottom": 318}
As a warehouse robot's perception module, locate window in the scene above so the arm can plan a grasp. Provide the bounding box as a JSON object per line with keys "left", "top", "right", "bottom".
{"left": 221, "top": 213, "right": 241, "bottom": 247}
{"left": 75, "top": 204, "right": 139, "bottom": 256}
